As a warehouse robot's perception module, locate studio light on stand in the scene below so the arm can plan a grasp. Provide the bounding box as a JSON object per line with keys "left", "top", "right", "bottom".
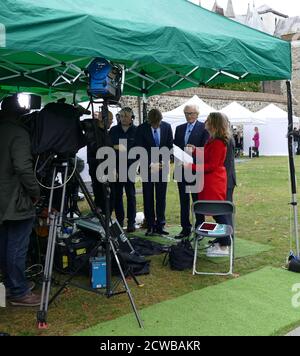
{"left": 85, "top": 58, "right": 143, "bottom": 327}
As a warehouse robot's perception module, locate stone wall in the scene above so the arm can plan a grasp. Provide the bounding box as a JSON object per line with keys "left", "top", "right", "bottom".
{"left": 292, "top": 41, "right": 300, "bottom": 116}
{"left": 279, "top": 41, "right": 300, "bottom": 117}
{"left": 120, "top": 88, "right": 289, "bottom": 124}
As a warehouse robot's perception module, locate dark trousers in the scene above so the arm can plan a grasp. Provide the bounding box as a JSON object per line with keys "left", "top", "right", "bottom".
{"left": 91, "top": 178, "right": 115, "bottom": 215}
{"left": 249, "top": 147, "right": 259, "bottom": 158}
{"left": 213, "top": 215, "right": 232, "bottom": 246}
{"left": 215, "top": 187, "right": 235, "bottom": 246}
{"left": 89, "top": 162, "right": 115, "bottom": 215}
{"left": 178, "top": 182, "right": 204, "bottom": 231}
{"left": 115, "top": 182, "right": 136, "bottom": 227}
{"left": 0, "top": 218, "right": 34, "bottom": 298}
{"left": 226, "top": 187, "right": 234, "bottom": 229}
{"left": 142, "top": 182, "right": 167, "bottom": 229}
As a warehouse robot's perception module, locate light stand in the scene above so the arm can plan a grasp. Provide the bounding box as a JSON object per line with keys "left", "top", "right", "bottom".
{"left": 100, "top": 99, "right": 113, "bottom": 297}
{"left": 286, "top": 81, "right": 300, "bottom": 257}
{"left": 89, "top": 97, "right": 144, "bottom": 323}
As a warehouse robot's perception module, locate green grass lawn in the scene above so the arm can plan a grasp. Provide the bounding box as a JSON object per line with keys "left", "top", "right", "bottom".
{"left": 1, "top": 156, "right": 300, "bottom": 335}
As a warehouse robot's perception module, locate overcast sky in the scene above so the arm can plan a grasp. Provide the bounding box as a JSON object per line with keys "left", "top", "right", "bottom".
{"left": 189, "top": 0, "right": 300, "bottom": 17}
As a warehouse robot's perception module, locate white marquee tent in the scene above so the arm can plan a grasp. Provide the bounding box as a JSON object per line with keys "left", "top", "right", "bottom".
{"left": 162, "top": 95, "right": 216, "bottom": 132}
{"left": 219, "top": 101, "right": 262, "bottom": 125}
{"left": 162, "top": 96, "right": 266, "bottom": 131}
{"left": 243, "top": 104, "right": 299, "bottom": 156}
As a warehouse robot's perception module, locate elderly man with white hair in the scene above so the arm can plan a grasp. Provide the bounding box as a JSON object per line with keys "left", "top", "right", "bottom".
{"left": 174, "top": 104, "right": 209, "bottom": 239}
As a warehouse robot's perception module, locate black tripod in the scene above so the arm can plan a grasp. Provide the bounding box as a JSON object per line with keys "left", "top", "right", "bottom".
{"left": 37, "top": 158, "right": 144, "bottom": 329}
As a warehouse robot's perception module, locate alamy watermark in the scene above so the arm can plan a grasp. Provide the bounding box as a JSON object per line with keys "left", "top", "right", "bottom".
{"left": 95, "top": 139, "right": 204, "bottom": 193}
{"left": 292, "top": 283, "right": 300, "bottom": 308}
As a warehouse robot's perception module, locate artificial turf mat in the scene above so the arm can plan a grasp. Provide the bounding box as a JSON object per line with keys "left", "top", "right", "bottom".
{"left": 129, "top": 225, "right": 273, "bottom": 260}
{"left": 77, "top": 267, "right": 300, "bottom": 336}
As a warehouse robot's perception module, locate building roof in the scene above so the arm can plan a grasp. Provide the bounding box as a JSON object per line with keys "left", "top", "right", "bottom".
{"left": 274, "top": 16, "right": 300, "bottom": 37}
{"left": 257, "top": 4, "right": 288, "bottom": 18}
{"left": 212, "top": 1, "right": 224, "bottom": 16}
{"left": 245, "top": 5, "right": 268, "bottom": 33}
{"left": 233, "top": 15, "right": 247, "bottom": 25}
{"left": 225, "top": 0, "right": 235, "bottom": 18}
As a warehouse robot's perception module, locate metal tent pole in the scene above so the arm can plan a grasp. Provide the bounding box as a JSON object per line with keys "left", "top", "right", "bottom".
{"left": 286, "top": 80, "right": 300, "bottom": 257}
{"left": 142, "top": 80, "right": 148, "bottom": 123}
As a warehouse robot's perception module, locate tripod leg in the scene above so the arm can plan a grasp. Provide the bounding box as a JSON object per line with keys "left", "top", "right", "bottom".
{"left": 126, "top": 267, "right": 144, "bottom": 288}
{"left": 59, "top": 162, "right": 69, "bottom": 226}
{"left": 37, "top": 161, "right": 70, "bottom": 329}
{"left": 37, "top": 214, "right": 58, "bottom": 329}
{"left": 75, "top": 169, "right": 144, "bottom": 328}
{"left": 47, "top": 166, "right": 57, "bottom": 224}
{"left": 109, "top": 240, "right": 144, "bottom": 328}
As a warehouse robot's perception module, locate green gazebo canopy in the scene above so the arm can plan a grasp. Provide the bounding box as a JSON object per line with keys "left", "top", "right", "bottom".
{"left": 0, "top": 0, "right": 292, "bottom": 100}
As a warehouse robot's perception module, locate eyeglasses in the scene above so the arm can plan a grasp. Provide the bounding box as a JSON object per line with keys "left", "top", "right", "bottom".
{"left": 184, "top": 112, "right": 198, "bottom": 116}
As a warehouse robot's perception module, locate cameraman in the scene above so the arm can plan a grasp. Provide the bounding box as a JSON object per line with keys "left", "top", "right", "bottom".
{"left": 109, "top": 107, "right": 137, "bottom": 232}
{"left": 84, "top": 110, "right": 115, "bottom": 214}
{"left": 0, "top": 95, "right": 40, "bottom": 307}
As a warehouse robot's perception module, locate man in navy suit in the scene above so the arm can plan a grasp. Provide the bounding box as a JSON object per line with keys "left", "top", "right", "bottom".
{"left": 136, "top": 109, "right": 173, "bottom": 236}
{"left": 174, "top": 105, "right": 209, "bottom": 239}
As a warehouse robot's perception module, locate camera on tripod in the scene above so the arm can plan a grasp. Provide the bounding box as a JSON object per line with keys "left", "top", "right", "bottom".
{"left": 29, "top": 58, "right": 144, "bottom": 329}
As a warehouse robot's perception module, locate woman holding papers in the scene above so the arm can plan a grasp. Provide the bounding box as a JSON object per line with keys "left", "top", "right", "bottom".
{"left": 185, "top": 112, "right": 231, "bottom": 256}
{"left": 189, "top": 112, "right": 229, "bottom": 200}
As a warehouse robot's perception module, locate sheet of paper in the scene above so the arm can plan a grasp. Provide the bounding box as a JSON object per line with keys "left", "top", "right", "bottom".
{"left": 173, "top": 145, "right": 193, "bottom": 164}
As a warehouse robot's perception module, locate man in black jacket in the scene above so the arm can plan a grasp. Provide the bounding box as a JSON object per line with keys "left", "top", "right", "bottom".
{"left": 84, "top": 110, "right": 115, "bottom": 215}
{"left": 174, "top": 105, "right": 209, "bottom": 239}
{"left": 136, "top": 109, "right": 173, "bottom": 236}
{"left": 109, "top": 107, "right": 137, "bottom": 232}
{"left": 225, "top": 136, "right": 237, "bottom": 203}
{"left": 0, "top": 95, "right": 40, "bottom": 306}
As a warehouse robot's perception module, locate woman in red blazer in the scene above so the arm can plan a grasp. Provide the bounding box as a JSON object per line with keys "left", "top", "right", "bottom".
{"left": 189, "top": 112, "right": 230, "bottom": 200}
{"left": 186, "top": 112, "right": 231, "bottom": 256}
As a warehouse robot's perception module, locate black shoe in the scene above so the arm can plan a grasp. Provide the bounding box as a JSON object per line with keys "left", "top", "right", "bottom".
{"left": 156, "top": 228, "right": 169, "bottom": 236}
{"left": 174, "top": 230, "right": 191, "bottom": 239}
{"left": 127, "top": 225, "right": 136, "bottom": 233}
{"left": 145, "top": 228, "right": 155, "bottom": 237}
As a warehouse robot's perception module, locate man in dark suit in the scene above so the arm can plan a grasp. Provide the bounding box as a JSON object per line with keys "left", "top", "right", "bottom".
{"left": 109, "top": 107, "right": 137, "bottom": 233}
{"left": 225, "top": 136, "right": 237, "bottom": 203}
{"left": 136, "top": 109, "right": 173, "bottom": 236}
{"left": 174, "top": 105, "right": 209, "bottom": 239}
{"left": 209, "top": 134, "right": 237, "bottom": 249}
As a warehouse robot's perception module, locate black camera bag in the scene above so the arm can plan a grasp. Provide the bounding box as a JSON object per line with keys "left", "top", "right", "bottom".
{"left": 164, "top": 239, "right": 194, "bottom": 271}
